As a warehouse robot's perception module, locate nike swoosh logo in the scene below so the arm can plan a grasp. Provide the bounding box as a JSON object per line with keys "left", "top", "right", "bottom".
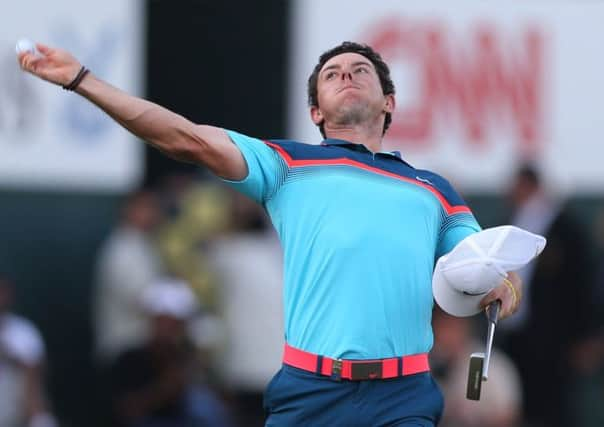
{"left": 416, "top": 176, "right": 434, "bottom": 186}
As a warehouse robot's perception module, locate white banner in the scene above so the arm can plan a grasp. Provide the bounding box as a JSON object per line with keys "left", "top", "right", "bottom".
{"left": 289, "top": 0, "right": 604, "bottom": 194}
{"left": 0, "top": 0, "right": 144, "bottom": 191}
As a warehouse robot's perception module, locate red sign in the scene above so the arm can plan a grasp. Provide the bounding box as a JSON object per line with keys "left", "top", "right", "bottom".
{"left": 366, "top": 18, "right": 546, "bottom": 157}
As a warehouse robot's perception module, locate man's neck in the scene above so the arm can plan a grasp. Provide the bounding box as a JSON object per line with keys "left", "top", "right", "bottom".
{"left": 324, "top": 125, "right": 383, "bottom": 153}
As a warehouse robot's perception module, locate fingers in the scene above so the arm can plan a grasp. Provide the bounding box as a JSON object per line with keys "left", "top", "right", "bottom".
{"left": 16, "top": 52, "right": 26, "bottom": 66}
{"left": 479, "top": 286, "right": 507, "bottom": 318}
{"left": 480, "top": 284, "right": 517, "bottom": 319}
{"left": 36, "top": 43, "right": 52, "bottom": 55}
{"left": 479, "top": 276, "right": 520, "bottom": 320}
{"left": 17, "top": 51, "right": 34, "bottom": 71}
{"left": 18, "top": 52, "right": 44, "bottom": 74}
{"left": 16, "top": 44, "right": 81, "bottom": 87}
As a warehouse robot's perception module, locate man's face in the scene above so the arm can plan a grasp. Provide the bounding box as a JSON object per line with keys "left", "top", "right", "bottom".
{"left": 509, "top": 176, "right": 538, "bottom": 207}
{"left": 311, "top": 52, "right": 394, "bottom": 132}
{"left": 151, "top": 314, "right": 186, "bottom": 344}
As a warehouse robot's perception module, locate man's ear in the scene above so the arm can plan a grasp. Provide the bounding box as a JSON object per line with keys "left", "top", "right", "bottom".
{"left": 310, "top": 105, "right": 324, "bottom": 126}
{"left": 384, "top": 94, "right": 396, "bottom": 114}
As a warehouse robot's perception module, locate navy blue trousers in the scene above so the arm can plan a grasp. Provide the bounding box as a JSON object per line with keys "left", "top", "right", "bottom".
{"left": 264, "top": 365, "right": 444, "bottom": 426}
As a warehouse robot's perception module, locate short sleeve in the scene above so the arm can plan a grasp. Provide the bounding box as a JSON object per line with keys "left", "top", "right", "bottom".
{"left": 434, "top": 181, "right": 482, "bottom": 258}
{"left": 221, "top": 130, "right": 288, "bottom": 203}
{"left": 437, "top": 216, "right": 481, "bottom": 258}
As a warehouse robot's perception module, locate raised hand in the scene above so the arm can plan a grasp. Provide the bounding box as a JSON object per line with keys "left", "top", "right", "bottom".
{"left": 17, "top": 43, "right": 83, "bottom": 88}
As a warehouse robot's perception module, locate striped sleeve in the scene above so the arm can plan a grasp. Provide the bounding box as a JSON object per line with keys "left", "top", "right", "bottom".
{"left": 435, "top": 181, "right": 481, "bottom": 258}
{"left": 221, "top": 130, "right": 288, "bottom": 203}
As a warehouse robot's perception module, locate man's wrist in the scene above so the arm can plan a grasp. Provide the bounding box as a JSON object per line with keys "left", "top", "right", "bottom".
{"left": 503, "top": 277, "right": 518, "bottom": 307}
{"left": 62, "top": 66, "right": 89, "bottom": 91}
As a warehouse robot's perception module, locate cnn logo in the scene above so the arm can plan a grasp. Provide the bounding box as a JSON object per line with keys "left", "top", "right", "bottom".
{"left": 366, "top": 18, "right": 547, "bottom": 156}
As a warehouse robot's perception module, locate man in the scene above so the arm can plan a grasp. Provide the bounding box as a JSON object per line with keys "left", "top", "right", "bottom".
{"left": 501, "top": 165, "right": 600, "bottom": 427}
{"left": 109, "top": 278, "right": 232, "bottom": 427}
{"left": 19, "top": 41, "right": 521, "bottom": 426}
{"left": 208, "top": 189, "right": 284, "bottom": 427}
{"left": 94, "top": 189, "right": 164, "bottom": 364}
{"left": 0, "top": 274, "right": 58, "bottom": 427}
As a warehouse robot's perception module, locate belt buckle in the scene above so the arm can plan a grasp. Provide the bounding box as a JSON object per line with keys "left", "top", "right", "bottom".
{"left": 331, "top": 359, "right": 342, "bottom": 381}
{"left": 351, "top": 361, "right": 383, "bottom": 380}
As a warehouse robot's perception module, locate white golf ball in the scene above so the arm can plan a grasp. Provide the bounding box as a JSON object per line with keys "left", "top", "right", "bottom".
{"left": 15, "top": 38, "right": 36, "bottom": 55}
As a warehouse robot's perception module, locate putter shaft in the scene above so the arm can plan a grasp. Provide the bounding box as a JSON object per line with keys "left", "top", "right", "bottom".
{"left": 482, "top": 300, "right": 501, "bottom": 380}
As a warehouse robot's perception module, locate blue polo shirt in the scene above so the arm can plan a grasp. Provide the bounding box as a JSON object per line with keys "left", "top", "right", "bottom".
{"left": 223, "top": 130, "right": 480, "bottom": 360}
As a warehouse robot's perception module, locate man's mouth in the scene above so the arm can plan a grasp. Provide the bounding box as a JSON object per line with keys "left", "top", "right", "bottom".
{"left": 337, "top": 85, "right": 361, "bottom": 94}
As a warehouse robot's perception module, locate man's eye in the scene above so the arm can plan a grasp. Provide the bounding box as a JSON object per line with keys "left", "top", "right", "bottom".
{"left": 355, "top": 67, "right": 369, "bottom": 74}
{"left": 325, "top": 72, "right": 337, "bottom": 80}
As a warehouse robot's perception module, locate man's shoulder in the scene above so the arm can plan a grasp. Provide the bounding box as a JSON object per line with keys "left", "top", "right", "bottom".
{"left": 410, "top": 167, "right": 473, "bottom": 211}
{"left": 412, "top": 168, "right": 455, "bottom": 193}
{"left": 267, "top": 139, "right": 322, "bottom": 150}
{"left": 265, "top": 139, "right": 333, "bottom": 161}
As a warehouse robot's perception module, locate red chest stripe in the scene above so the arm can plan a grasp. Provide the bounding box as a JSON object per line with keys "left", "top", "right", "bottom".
{"left": 265, "top": 141, "right": 471, "bottom": 216}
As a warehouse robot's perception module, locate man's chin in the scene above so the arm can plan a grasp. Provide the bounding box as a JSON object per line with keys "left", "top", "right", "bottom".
{"left": 334, "top": 103, "right": 371, "bottom": 124}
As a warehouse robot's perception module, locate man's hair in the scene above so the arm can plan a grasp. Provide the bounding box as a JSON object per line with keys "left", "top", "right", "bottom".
{"left": 307, "top": 41, "right": 396, "bottom": 138}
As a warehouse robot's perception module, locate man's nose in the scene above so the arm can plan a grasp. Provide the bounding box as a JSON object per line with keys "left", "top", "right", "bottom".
{"left": 341, "top": 71, "right": 352, "bottom": 81}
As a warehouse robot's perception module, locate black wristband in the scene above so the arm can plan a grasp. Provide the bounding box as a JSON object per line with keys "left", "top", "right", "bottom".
{"left": 62, "top": 66, "right": 89, "bottom": 91}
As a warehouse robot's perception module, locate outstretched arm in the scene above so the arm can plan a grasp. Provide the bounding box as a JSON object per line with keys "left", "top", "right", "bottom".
{"left": 17, "top": 43, "right": 247, "bottom": 180}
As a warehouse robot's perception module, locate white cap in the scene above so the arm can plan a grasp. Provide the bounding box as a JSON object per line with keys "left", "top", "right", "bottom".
{"left": 140, "top": 278, "right": 198, "bottom": 319}
{"left": 0, "top": 314, "right": 45, "bottom": 365}
{"left": 432, "top": 225, "right": 546, "bottom": 317}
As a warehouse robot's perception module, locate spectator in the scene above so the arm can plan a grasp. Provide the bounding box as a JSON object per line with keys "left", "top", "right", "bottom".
{"left": 109, "top": 277, "right": 233, "bottom": 427}
{"left": 208, "top": 189, "right": 284, "bottom": 427}
{"left": 500, "top": 164, "right": 601, "bottom": 427}
{"left": 156, "top": 178, "right": 230, "bottom": 312}
{"left": 94, "top": 189, "right": 164, "bottom": 363}
{"left": 566, "top": 208, "right": 604, "bottom": 427}
{"left": 0, "top": 274, "right": 58, "bottom": 427}
{"left": 154, "top": 177, "right": 232, "bottom": 377}
{"left": 431, "top": 307, "right": 522, "bottom": 427}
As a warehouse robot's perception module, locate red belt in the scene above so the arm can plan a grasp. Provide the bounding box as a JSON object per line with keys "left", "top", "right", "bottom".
{"left": 283, "top": 343, "right": 430, "bottom": 381}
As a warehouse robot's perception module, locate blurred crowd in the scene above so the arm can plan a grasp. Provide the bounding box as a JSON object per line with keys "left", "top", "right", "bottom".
{"left": 433, "top": 164, "right": 604, "bottom": 427}
{"left": 91, "top": 175, "right": 284, "bottom": 427}
{"left": 2, "top": 164, "right": 604, "bottom": 427}
{"left": 2, "top": 173, "right": 284, "bottom": 427}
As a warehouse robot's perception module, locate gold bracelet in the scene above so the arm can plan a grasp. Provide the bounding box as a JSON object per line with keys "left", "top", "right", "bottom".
{"left": 503, "top": 277, "right": 518, "bottom": 306}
